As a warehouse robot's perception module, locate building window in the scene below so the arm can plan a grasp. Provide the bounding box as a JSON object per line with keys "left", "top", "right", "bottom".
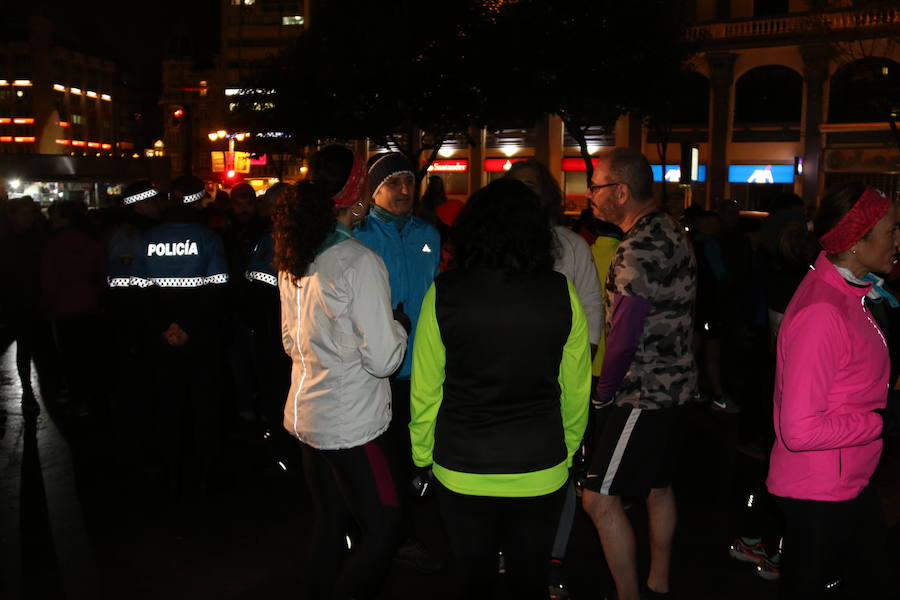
{"left": 734, "top": 66, "right": 801, "bottom": 127}
{"left": 282, "top": 15, "right": 304, "bottom": 26}
{"left": 829, "top": 58, "right": 900, "bottom": 124}
{"left": 72, "top": 114, "right": 83, "bottom": 125}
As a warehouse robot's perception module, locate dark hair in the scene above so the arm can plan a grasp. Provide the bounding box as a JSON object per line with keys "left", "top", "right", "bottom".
{"left": 48, "top": 199, "right": 80, "bottom": 222}
{"left": 310, "top": 145, "right": 355, "bottom": 197}
{"left": 505, "top": 158, "right": 565, "bottom": 225}
{"left": 273, "top": 145, "right": 354, "bottom": 283}
{"left": 273, "top": 183, "right": 335, "bottom": 284}
{"left": 813, "top": 182, "right": 868, "bottom": 242}
{"left": 603, "top": 148, "right": 653, "bottom": 202}
{"left": 229, "top": 182, "right": 256, "bottom": 202}
{"left": 452, "top": 179, "right": 554, "bottom": 274}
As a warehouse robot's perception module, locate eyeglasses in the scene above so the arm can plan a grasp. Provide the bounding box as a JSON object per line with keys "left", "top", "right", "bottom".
{"left": 587, "top": 182, "right": 622, "bottom": 194}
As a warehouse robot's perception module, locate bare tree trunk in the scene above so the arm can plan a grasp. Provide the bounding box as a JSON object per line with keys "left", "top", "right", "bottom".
{"left": 557, "top": 111, "right": 593, "bottom": 184}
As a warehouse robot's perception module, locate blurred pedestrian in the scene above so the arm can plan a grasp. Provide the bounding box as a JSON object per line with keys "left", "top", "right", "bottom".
{"left": 767, "top": 184, "right": 898, "bottom": 598}
{"left": 0, "top": 196, "right": 47, "bottom": 409}
{"left": 274, "top": 146, "right": 407, "bottom": 600}
{"left": 40, "top": 200, "right": 106, "bottom": 417}
{"left": 410, "top": 178, "right": 591, "bottom": 599}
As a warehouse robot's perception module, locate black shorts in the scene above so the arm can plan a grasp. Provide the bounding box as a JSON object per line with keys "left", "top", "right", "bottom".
{"left": 584, "top": 405, "right": 678, "bottom": 498}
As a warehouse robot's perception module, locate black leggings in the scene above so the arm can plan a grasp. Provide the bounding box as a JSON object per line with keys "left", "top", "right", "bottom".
{"left": 775, "top": 486, "right": 889, "bottom": 599}
{"left": 436, "top": 480, "right": 565, "bottom": 599}
{"left": 301, "top": 435, "right": 402, "bottom": 600}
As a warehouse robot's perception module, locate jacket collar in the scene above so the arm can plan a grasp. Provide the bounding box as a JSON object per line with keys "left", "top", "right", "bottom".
{"left": 812, "top": 251, "right": 872, "bottom": 299}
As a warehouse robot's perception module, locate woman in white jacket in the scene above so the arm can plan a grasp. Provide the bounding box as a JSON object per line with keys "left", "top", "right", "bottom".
{"left": 274, "top": 145, "right": 408, "bottom": 600}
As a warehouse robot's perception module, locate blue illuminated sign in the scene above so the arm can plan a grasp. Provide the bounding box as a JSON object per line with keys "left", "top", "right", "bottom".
{"left": 728, "top": 165, "right": 794, "bottom": 184}
{"left": 651, "top": 165, "right": 707, "bottom": 183}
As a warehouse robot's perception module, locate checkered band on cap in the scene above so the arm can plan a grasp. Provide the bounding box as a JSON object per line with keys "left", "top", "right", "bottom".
{"left": 123, "top": 189, "right": 158, "bottom": 205}
{"left": 183, "top": 190, "right": 205, "bottom": 204}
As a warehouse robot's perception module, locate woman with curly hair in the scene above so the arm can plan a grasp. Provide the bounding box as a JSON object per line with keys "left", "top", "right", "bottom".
{"left": 410, "top": 178, "right": 592, "bottom": 598}
{"left": 274, "top": 145, "right": 408, "bottom": 600}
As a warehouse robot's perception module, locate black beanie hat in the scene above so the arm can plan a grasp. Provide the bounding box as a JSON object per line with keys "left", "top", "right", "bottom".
{"left": 367, "top": 152, "right": 414, "bottom": 199}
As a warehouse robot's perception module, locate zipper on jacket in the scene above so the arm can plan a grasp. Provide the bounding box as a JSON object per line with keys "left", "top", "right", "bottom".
{"left": 862, "top": 296, "right": 888, "bottom": 348}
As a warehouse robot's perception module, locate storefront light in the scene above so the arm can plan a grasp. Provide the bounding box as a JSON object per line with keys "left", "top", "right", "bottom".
{"left": 500, "top": 146, "right": 519, "bottom": 157}
{"left": 438, "top": 147, "right": 456, "bottom": 158}
{"left": 53, "top": 84, "right": 66, "bottom": 92}
{"left": 70, "top": 87, "right": 82, "bottom": 95}
{"left": 12, "top": 80, "right": 32, "bottom": 86}
{"left": 86, "top": 90, "right": 98, "bottom": 98}
{"left": 13, "top": 117, "right": 34, "bottom": 124}
{"left": 101, "top": 94, "right": 111, "bottom": 101}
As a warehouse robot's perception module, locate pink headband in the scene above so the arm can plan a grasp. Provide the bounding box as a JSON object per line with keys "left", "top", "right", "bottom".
{"left": 819, "top": 187, "right": 892, "bottom": 254}
{"left": 332, "top": 155, "right": 367, "bottom": 208}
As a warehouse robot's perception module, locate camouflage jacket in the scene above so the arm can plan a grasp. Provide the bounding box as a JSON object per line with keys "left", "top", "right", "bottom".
{"left": 605, "top": 211, "right": 698, "bottom": 409}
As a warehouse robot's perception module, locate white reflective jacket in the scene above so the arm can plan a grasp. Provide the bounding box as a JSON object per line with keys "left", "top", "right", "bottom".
{"left": 279, "top": 238, "right": 408, "bottom": 450}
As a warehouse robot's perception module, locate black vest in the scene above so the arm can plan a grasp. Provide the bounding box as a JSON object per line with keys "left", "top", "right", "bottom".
{"left": 433, "top": 267, "right": 572, "bottom": 474}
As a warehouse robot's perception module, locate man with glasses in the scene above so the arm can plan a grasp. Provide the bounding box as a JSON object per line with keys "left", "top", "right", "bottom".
{"left": 582, "top": 148, "right": 697, "bottom": 600}
{"left": 356, "top": 151, "right": 442, "bottom": 572}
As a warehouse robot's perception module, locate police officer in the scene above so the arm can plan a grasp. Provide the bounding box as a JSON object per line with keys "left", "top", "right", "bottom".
{"left": 132, "top": 175, "right": 228, "bottom": 499}
{"left": 242, "top": 183, "right": 293, "bottom": 470}
{"left": 106, "top": 180, "right": 162, "bottom": 466}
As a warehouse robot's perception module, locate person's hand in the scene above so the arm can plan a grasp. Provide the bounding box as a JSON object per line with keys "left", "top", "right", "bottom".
{"left": 393, "top": 301, "right": 412, "bottom": 334}
{"left": 409, "top": 466, "right": 434, "bottom": 498}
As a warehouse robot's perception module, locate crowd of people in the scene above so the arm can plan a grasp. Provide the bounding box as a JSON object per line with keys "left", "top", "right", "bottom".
{"left": 1, "top": 145, "right": 898, "bottom": 600}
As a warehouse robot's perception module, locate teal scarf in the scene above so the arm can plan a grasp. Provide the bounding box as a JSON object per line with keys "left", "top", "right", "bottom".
{"left": 371, "top": 204, "right": 411, "bottom": 231}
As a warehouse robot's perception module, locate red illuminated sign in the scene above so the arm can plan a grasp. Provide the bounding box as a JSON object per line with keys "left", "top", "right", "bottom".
{"left": 484, "top": 158, "right": 527, "bottom": 172}
{"left": 250, "top": 153, "right": 267, "bottom": 166}
{"left": 561, "top": 157, "right": 600, "bottom": 172}
{"left": 427, "top": 159, "right": 468, "bottom": 173}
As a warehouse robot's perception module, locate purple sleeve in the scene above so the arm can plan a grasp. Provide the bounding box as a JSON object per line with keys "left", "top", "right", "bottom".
{"left": 594, "top": 293, "right": 652, "bottom": 406}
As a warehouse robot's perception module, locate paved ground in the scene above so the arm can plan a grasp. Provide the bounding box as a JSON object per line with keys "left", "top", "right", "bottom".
{"left": 2, "top": 335, "right": 899, "bottom": 600}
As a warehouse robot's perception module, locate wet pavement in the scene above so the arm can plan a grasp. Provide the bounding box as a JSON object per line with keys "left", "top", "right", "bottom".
{"left": 2, "top": 334, "right": 899, "bottom": 600}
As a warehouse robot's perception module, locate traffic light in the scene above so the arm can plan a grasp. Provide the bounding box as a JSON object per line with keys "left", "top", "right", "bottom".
{"left": 171, "top": 106, "right": 184, "bottom": 128}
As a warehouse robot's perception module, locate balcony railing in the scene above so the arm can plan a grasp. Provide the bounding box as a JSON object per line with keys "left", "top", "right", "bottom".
{"left": 685, "top": 7, "right": 899, "bottom": 42}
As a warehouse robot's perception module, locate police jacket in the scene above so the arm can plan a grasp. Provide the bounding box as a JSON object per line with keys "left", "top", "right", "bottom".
{"left": 355, "top": 212, "right": 440, "bottom": 379}
{"left": 132, "top": 212, "right": 228, "bottom": 345}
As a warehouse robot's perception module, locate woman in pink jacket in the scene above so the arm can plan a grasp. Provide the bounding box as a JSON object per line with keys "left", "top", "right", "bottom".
{"left": 766, "top": 183, "right": 898, "bottom": 598}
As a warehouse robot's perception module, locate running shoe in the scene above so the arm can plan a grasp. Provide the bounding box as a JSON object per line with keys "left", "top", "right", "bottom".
{"left": 710, "top": 394, "right": 741, "bottom": 414}
{"left": 756, "top": 553, "right": 781, "bottom": 580}
{"left": 728, "top": 537, "right": 767, "bottom": 563}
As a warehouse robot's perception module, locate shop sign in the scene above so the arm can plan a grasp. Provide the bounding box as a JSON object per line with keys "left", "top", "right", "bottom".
{"left": 484, "top": 158, "right": 527, "bottom": 172}
{"left": 561, "top": 157, "right": 600, "bottom": 171}
{"left": 728, "top": 165, "right": 794, "bottom": 184}
{"left": 427, "top": 159, "right": 468, "bottom": 173}
{"left": 211, "top": 151, "right": 226, "bottom": 173}
{"left": 652, "top": 165, "right": 707, "bottom": 183}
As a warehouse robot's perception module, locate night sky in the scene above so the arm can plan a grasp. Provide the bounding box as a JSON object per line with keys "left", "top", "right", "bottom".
{"left": 8, "top": 1, "right": 222, "bottom": 87}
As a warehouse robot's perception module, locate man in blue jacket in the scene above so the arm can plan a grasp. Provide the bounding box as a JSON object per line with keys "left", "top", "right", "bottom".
{"left": 356, "top": 151, "right": 441, "bottom": 571}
